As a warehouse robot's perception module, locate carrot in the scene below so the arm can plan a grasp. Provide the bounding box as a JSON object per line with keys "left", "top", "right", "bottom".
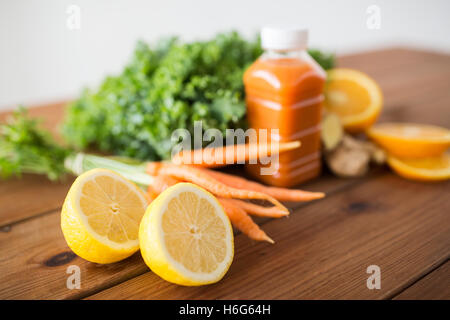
{"left": 224, "top": 199, "right": 288, "bottom": 218}
{"left": 147, "top": 186, "right": 159, "bottom": 201}
{"left": 147, "top": 163, "right": 289, "bottom": 215}
{"left": 149, "top": 174, "right": 180, "bottom": 194}
{"left": 218, "top": 198, "right": 274, "bottom": 243}
{"left": 198, "top": 168, "right": 325, "bottom": 202}
{"left": 147, "top": 175, "right": 179, "bottom": 200}
{"left": 171, "top": 140, "right": 301, "bottom": 168}
{"left": 148, "top": 176, "right": 285, "bottom": 218}
{"left": 146, "top": 161, "right": 162, "bottom": 176}
{"left": 144, "top": 175, "right": 274, "bottom": 243}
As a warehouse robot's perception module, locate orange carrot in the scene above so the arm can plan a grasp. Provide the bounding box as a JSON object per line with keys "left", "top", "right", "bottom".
{"left": 144, "top": 176, "right": 274, "bottom": 243}
{"left": 218, "top": 198, "right": 274, "bottom": 243}
{"left": 147, "top": 163, "right": 289, "bottom": 214}
{"left": 150, "top": 174, "right": 180, "bottom": 194}
{"left": 148, "top": 176, "right": 286, "bottom": 218}
{"left": 171, "top": 140, "right": 301, "bottom": 168}
{"left": 224, "top": 199, "right": 288, "bottom": 218}
{"left": 199, "top": 168, "right": 325, "bottom": 202}
{"left": 147, "top": 186, "right": 159, "bottom": 201}
{"left": 147, "top": 175, "right": 178, "bottom": 200}
{"left": 146, "top": 161, "right": 162, "bottom": 176}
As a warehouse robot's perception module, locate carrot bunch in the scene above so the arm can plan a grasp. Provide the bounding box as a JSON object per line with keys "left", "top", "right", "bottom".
{"left": 144, "top": 141, "right": 324, "bottom": 243}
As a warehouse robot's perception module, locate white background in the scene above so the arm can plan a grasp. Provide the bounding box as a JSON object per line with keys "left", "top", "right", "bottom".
{"left": 1, "top": 0, "right": 449, "bottom": 110}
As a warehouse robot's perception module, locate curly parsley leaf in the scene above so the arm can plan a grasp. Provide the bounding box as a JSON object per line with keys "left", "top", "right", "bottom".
{"left": 0, "top": 108, "right": 71, "bottom": 180}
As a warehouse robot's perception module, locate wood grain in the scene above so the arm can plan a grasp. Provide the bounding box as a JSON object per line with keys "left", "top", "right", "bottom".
{"left": 393, "top": 261, "right": 450, "bottom": 300}
{"left": 0, "top": 209, "right": 148, "bottom": 300}
{"left": 0, "top": 172, "right": 362, "bottom": 299}
{"left": 87, "top": 176, "right": 450, "bottom": 299}
{"left": 0, "top": 175, "right": 73, "bottom": 227}
{"left": 0, "top": 48, "right": 449, "bottom": 300}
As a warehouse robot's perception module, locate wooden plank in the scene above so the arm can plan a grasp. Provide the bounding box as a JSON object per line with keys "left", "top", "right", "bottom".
{"left": 0, "top": 209, "right": 147, "bottom": 300}
{"left": 0, "top": 174, "right": 73, "bottom": 227}
{"left": 381, "top": 83, "right": 450, "bottom": 128}
{"left": 87, "top": 175, "right": 450, "bottom": 299}
{"left": 1, "top": 49, "right": 449, "bottom": 299}
{"left": 0, "top": 171, "right": 365, "bottom": 299}
{"left": 338, "top": 47, "right": 450, "bottom": 77}
{"left": 0, "top": 100, "right": 374, "bottom": 299}
{"left": 393, "top": 261, "right": 450, "bottom": 300}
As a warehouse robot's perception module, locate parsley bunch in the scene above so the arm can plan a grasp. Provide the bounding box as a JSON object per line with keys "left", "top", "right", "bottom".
{"left": 0, "top": 108, "right": 71, "bottom": 180}
{"left": 63, "top": 32, "right": 334, "bottom": 161}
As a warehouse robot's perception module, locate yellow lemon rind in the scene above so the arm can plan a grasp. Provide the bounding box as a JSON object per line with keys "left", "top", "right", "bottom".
{"left": 139, "top": 183, "right": 234, "bottom": 286}
{"left": 61, "top": 168, "right": 147, "bottom": 264}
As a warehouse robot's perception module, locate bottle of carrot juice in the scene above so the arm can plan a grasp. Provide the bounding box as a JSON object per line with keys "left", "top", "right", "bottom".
{"left": 243, "top": 26, "right": 326, "bottom": 187}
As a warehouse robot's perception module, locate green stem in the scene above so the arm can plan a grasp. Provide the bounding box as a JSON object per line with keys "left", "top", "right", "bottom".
{"left": 64, "top": 153, "right": 155, "bottom": 187}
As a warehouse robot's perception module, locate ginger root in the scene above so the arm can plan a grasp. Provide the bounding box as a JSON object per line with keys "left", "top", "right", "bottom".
{"left": 324, "top": 135, "right": 386, "bottom": 177}
{"left": 321, "top": 111, "right": 386, "bottom": 177}
{"left": 321, "top": 112, "right": 344, "bottom": 151}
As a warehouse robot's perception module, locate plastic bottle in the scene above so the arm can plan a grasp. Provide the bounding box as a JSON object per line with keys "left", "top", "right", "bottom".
{"left": 244, "top": 26, "right": 326, "bottom": 187}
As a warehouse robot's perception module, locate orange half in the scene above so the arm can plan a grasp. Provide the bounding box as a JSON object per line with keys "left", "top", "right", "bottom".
{"left": 324, "top": 68, "right": 383, "bottom": 133}
{"left": 387, "top": 153, "right": 450, "bottom": 182}
{"left": 368, "top": 123, "right": 450, "bottom": 158}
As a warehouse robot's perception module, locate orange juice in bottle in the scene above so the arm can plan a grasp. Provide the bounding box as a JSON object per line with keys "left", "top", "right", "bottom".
{"left": 244, "top": 26, "right": 326, "bottom": 187}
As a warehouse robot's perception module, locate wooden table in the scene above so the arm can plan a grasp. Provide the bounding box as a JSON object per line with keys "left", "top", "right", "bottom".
{"left": 0, "top": 48, "right": 449, "bottom": 300}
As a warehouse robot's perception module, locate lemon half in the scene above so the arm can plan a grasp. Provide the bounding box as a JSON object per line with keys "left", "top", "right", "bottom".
{"left": 61, "top": 168, "right": 148, "bottom": 264}
{"left": 139, "top": 182, "right": 234, "bottom": 286}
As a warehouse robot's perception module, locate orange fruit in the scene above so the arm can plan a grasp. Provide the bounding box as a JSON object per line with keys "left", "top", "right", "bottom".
{"left": 387, "top": 154, "right": 450, "bottom": 182}
{"left": 367, "top": 123, "right": 450, "bottom": 158}
{"left": 324, "top": 68, "right": 383, "bottom": 133}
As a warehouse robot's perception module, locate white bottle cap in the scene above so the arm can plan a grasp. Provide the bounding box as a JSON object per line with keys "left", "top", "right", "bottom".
{"left": 261, "top": 26, "right": 308, "bottom": 51}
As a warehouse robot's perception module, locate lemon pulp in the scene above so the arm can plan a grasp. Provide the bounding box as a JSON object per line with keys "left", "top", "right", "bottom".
{"left": 139, "top": 183, "right": 234, "bottom": 286}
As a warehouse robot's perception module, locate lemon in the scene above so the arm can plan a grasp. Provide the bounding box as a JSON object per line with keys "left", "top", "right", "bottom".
{"left": 368, "top": 123, "right": 450, "bottom": 158}
{"left": 61, "top": 168, "right": 148, "bottom": 264}
{"left": 139, "top": 182, "right": 234, "bottom": 286}
{"left": 325, "top": 68, "right": 383, "bottom": 133}
{"left": 387, "top": 153, "right": 450, "bottom": 182}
